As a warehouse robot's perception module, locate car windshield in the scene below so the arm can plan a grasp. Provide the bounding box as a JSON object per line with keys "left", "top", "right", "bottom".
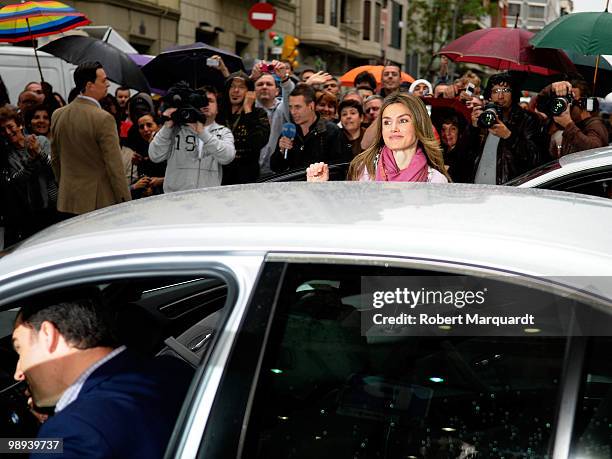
{"left": 505, "top": 160, "right": 562, "bottom": 186}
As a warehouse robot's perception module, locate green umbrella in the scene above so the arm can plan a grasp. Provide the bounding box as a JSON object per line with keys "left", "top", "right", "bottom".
{"left": 530, "top": 6, "right": 612, "bottom": 93}
{"left": 530, "top": 11, "right": 612, "bottom": 56}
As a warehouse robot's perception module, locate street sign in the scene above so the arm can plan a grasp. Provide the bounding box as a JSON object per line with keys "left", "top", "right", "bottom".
{"left": 249, "top": 2, "right": 276, "bottom": 31}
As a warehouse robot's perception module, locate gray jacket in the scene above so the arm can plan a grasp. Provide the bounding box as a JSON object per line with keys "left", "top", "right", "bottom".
{"left": 259, "top": 78, "right": 295, "bottom": 173}
{"left": 149, "top": 122, "right": 235, "bottom": 193}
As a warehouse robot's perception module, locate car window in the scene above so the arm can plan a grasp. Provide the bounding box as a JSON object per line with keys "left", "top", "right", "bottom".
{"left": 0, "top": 273, "right": 229, "bottom": 444}
{"left": 0, "top": 308, "right": 18, "bottom": 339}
{"left": 240, "top": 263, "right": 584, "bottom": 459}
{"left": 571, "top": 337, "right": 612, "bottom": 457}
{"left": 505, "top": 160, "right": 562, "bottom": 186}
{"left": 549, "top": 173, "right": 612, "bottom": 198}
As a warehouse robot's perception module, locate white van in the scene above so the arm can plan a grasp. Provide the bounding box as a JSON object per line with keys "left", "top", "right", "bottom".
{"left": 0, "top": 45, "right": 75, "bottom": 105}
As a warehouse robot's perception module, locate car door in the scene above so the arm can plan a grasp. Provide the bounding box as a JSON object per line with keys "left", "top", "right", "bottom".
{"left": 0, "top": 252, "right": 264, "bottom": 453}
{"left": 183, "top": 255, "right": 612, "bottom": 459}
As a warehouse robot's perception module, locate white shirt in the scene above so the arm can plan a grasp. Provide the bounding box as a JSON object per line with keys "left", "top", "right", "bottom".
{"left": 474, "top": 134, "right": 500, "bottom": 185}
{"left": 77, "top": 94, "right": 102, "bottom": 109}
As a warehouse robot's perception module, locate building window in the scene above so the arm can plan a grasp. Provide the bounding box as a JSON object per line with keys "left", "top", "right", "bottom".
{"left": 528, "top": 5, "right": 545, "bottom": 19}
{"left": 331, "top": 0, "right": 339, "bottom": 26}
{"left": 390, "top": 1, "right": 403, "bottom": 49}
{"left": 508, "top": 2, "right": 521, "bottom": 17}
{"left": 374, "top": 2, "right": 381, "bottom": 42}
{"left": 406, "top": 51, "right": 419, "bottom": 77}
{"left": 363, "top": 0, "right": 371, "bottom": 41}
{"left": 340, "top": 0, "right": 347, "bottom": 23}
{"left": 317, "top": 0, "right": 325, "bottom": 24}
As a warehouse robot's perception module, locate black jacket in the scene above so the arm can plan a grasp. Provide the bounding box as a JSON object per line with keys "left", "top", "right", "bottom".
{"left": 466, "top": 106, "right": 544, "bottom": 184}
{"left": 0, "top": 137, "right": 58, "bottom": 245}
{"left": 270, "top": 115, "right": 345, "bottom": 172}
{"left": 220, "top": 107, "right": 270, "bottom": 185}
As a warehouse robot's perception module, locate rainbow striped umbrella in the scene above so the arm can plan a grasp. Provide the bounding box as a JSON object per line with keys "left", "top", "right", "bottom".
{"left": 0, "top": 1, "right": 90, "bottom": 80}
{"left": 0, "top": 1, "right": 90, "bottom": 42}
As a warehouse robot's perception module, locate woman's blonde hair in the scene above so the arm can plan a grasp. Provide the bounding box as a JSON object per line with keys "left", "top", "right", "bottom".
{"left": 347, "top": 93, "right": 450, "bottom": 182}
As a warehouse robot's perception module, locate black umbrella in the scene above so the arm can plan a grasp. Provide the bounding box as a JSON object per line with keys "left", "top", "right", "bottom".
{"left": 38, "top": 35, "right": 150, "bottom": 93}
{"left": 142, "top": 42, "right": 245, "bottom": 91}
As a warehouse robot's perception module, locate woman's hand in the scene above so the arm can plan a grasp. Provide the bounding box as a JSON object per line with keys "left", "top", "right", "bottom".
{"left": 149, "top": 177, "right": 164, "bottom": 188}
{"left": 306, "top": 162, "right": 330, "bottom": 182}
{"left": 132, "top": 176, "right": 151, "bottom": 190}
{"left": 26, "top": 135, "right": 40, "bottom": 159}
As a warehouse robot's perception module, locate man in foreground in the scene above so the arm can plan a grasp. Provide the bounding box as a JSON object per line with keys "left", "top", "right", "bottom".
{"left": 12, "top": 289, "right": 193, "bottom": 458}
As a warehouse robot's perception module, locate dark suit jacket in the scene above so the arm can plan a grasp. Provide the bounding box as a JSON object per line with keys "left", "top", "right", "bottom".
{"left": 50, "top": 97, "right": 131, "bottom": 214}
{"left": 33, "top": 350, "right": 193, "bottom": 459}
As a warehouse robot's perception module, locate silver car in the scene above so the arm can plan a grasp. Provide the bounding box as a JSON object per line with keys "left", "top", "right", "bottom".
{"left": 507, "top": 146, "right": 612, "bottom": 197}
{"left": 1, "top": 183, "right": 612, "bottom": 459}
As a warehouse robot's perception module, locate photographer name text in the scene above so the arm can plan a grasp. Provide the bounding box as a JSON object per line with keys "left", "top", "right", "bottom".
{"left": 372, "top": 313, "right": 535, "bottom": 327}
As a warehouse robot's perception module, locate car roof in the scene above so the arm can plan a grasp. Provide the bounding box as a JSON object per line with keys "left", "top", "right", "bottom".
{"left": 3, "top": 183, "right": 612, "bottom": 278}
{"left": 513, "top": 146, "right": 612, "bottom": 187}
{"left": 558, "top": 146, "right": 612, "bottom": 168}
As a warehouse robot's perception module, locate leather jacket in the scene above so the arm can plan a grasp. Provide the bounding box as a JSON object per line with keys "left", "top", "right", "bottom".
{"left": 466, "top": 106, "right": 544, "bottom": 184}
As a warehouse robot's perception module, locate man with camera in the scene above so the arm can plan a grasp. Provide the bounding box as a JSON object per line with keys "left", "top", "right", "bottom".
{"left": 537, "top": 80, "right": 608, "bottom": 158}
{"left": 251, "top": 61, "right": 296, "bottom": 174}
{"left": 148, "top": 83, "right": 235, "bottom": 192}
{"left": 467, "top": 73, "right": 543, "bottom": 184}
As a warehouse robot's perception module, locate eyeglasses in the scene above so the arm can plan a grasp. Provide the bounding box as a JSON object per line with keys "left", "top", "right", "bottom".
{"left": 491, "top": 88, "right": 512, "bottom": 94}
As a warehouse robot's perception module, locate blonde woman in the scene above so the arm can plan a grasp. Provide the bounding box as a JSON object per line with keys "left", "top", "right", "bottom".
{"left": 307, "top": 93, "right": 450, "bottom": 182}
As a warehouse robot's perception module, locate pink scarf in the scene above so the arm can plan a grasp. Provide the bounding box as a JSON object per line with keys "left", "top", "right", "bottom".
{"left": 375, "top": 145, "right": 429, "bottom": 182}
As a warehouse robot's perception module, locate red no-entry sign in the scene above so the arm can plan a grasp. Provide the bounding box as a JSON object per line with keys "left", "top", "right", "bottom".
{"left": 249, "top": 2, "right": 276, "bottom": 31}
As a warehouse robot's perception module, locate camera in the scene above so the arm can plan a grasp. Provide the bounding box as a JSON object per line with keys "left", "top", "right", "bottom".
{"left": 162, "top": 81, "right": 207, "bottom": 125}
{"left": 550, "top": 94, "right": 573, "bottom": 116}
{"left": 477, "top": 103, "right": 503, "bottom": 129}
{"left": 536, "top": 93, "right": 573, "bottom": 117}
{"left": 260, "top": 63, "right": 275, "bottom": 73}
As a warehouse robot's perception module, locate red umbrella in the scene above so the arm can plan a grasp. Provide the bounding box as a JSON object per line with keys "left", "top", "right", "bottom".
{"left": 438, "top": 28, "right": 576, "bottom": 76}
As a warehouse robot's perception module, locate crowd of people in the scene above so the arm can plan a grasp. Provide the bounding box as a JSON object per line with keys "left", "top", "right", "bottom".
{"left": 1, "top": 56, "right": 610, "bottom": 246}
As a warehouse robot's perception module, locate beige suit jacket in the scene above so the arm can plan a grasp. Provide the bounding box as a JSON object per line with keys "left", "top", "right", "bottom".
{"left": 50, "top": 97, "right": 131, "bottom": 214}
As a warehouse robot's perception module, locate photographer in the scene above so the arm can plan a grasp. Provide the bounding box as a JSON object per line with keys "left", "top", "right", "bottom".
{"left": 467, "top": 73, "right": 543, "bottom": 184}
{"left": 251, "top": 61, "right": 296, "bottom": 174}
{"left": 538, "top": 80, "right": 608, "bottom": 158}
{"left": 149, "top": 84, "right": 235, "bottom": 192}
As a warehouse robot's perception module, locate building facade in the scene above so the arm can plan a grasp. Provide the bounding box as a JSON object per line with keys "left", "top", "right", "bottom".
{"left": 176, "top": 0, "right": 408, "bottom": 73}
{"left": 65, "top": 0, "right": 180, "bottom": 54}
{"left": 504, "top": 0, "right": 572, "bottom": 31}
{"left": 51, "top": 0, "right": 407, "bottom": 74}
